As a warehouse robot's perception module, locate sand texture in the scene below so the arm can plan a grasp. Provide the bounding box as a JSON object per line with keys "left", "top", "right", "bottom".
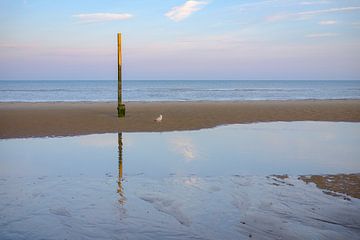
{"left": 1, "top": 100, "right": 360, "bottom": 138}
{"left": 300, "top": 174, "right": 360, "bottom": 199}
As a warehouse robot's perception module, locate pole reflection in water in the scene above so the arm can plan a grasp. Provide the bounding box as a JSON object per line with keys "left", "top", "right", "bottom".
{"left": 117, "top": 132, "right": 126, "bottom": 205}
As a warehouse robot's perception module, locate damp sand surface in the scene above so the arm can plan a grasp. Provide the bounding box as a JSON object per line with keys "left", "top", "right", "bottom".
{"left": 1, "top": 100, "right": 360, "bottom": 138}
{"left": 1, "top": 175, "right": 360, "bottom": 240}
{"left": 1, "top": 122, "right": 360, "bottom": 239}
{"left": 299, "top": 174, "right": 360, "bottom": 199}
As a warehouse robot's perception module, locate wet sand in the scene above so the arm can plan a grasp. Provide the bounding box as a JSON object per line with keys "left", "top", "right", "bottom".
{"left": 1, "top": 120, "right": 360, "bottom": 238}
{"left": 300, "top": 174, "right": 360, "bottom": 199}
{"left": 1, "top": 175, "right": 360, "bottom": 239}
{"left": 1, "top": 100, "right": 360, "bottom": 139}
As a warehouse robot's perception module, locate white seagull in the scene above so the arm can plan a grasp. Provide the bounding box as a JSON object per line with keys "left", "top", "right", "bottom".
{"left": 155, "top": 114, "right": 163, "bottom": 122}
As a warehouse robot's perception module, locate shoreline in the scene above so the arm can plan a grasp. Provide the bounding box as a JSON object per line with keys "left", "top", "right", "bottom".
{"left": 1, "top": 100, "right": 360, "bottom": 139}
{"left": 1, "top": 98, "right": 360, "bottom": 103}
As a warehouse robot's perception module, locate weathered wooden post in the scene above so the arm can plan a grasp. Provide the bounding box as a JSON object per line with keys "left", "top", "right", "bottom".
{"left": 117, "top": 33, "right": 126, "bottom": 117}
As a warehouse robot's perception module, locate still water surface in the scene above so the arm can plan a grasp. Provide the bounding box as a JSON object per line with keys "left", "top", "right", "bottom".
{"left": 1, "top": 122, "right": 359, "bottom": 177}
{"left": 0, "top": 122, "right": 360, "bottom": 239}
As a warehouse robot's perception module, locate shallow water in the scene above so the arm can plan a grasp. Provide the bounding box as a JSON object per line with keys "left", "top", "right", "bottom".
{"left": 1, "top": 122, "right": 360, "bottom": 239}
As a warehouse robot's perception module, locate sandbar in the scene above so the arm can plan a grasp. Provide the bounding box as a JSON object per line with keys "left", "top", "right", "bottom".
{"left": 0, "top": 100, "right": 360, "bottom": 139}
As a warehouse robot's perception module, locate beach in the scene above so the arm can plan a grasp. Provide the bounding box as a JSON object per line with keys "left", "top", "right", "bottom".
{"left": 1, "top": 102, "right": 360, "bottom": 239}
{"left": 2, "top": 0, "right": 360, "bottom": 237}
{"left": 0, "top": 100, "right": 360, "bottom": 139}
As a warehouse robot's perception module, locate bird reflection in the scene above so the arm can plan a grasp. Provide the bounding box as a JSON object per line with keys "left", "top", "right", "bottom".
{"left": 117, "top": 132, "right": 126, "bottom": 205}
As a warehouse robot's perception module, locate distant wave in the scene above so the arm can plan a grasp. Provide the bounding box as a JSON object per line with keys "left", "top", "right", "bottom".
{"left": 1, "top": 80, "right": 359, "bottom": 102}
{"left": 1, "top": 97, "right": 360, "bottom": 103}
{"left": 3, "top": 87, "right": 360, "bottom": 93}
{"left": 124, "top": 88, "right": 311, "bottom": 92}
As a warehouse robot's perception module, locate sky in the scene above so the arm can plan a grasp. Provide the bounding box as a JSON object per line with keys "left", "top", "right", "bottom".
{"left": 0, "top": 0, "right": 360, "bottom": 80}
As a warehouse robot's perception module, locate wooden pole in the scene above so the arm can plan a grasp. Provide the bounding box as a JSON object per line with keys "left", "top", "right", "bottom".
{"left": 117, "top": 33, "right": 125, "bottom": 117}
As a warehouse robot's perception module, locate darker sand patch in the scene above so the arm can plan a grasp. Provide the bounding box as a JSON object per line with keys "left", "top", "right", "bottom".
{"left": 299, "top": 173, "right": 360, "bottom": 199}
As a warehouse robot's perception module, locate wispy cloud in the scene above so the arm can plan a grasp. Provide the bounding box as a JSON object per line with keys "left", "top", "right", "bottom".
{"left": 319, "top": 20, "right": 337, "bottom": 25}
{"left": 73, "top": 13, "right": 133, "bottom": 23}
{"left": 306, "top": 32, "right": 338, "bottom": 38}
{"left": 267, "top": 6, "right": 360, "bottom": 22}
{"left": 300, "top": 1, "right": 330, "bottom": 5}
{"left": 235, "top": 0, "right": 281, "bottom": 8}
{"left": 298, "top": 7, "right": 360, "bottom": 16}
{"left": 165, "top": 0, "right": 207, "bottom": 22}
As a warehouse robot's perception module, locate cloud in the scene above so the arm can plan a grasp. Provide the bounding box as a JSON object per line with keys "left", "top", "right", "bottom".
{"left": 236, "top": 0, "right": 281, "bottom": 8}
{"left": 300, "top": 1, "right": 330, "bottom": 5}
{"left": 306, "top": 32, "right": 338, "bottom": 38}
{"left": 298, "top": 7, "right": 360, "bottom": 16}
{"left": 73, "top": 13, "right": 133, "bottom": 23}
{"left": 171, "top": 137, "right": 197, "bottom": 161}
{"left": 319, "top": 20, "right": 337, "bottom": 25}
{"left": 267, "top": 6, "right": 360, "bottom": 22}
{"left": 165, "top": 0, "right": 207, "bottom": 22}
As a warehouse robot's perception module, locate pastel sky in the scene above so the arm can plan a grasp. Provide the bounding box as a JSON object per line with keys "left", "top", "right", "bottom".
{"left": 0, "top": 0, "right": 360, "bottom": 80}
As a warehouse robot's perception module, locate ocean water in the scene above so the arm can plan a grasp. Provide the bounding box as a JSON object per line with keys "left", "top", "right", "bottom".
{"left": 0, "top": 80, "right": 359, "bottom": 102}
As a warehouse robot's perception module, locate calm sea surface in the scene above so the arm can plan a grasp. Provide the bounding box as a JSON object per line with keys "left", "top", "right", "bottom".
{"left": 0, "top": 80, "right": 359, "bottom": 102}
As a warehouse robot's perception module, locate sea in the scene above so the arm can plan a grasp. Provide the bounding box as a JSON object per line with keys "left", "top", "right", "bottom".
{"left": 0, "top": 80, "right": 359, "bottom": 102}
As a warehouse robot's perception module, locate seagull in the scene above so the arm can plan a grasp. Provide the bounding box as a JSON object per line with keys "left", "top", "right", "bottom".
{"left": 155, "top": 114, "right": 163, "bottom": 122}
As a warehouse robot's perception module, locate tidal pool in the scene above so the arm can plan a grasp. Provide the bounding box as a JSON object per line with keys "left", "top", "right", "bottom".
{"left": 0, "top": 122, "right": 360, "bottom": 239}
